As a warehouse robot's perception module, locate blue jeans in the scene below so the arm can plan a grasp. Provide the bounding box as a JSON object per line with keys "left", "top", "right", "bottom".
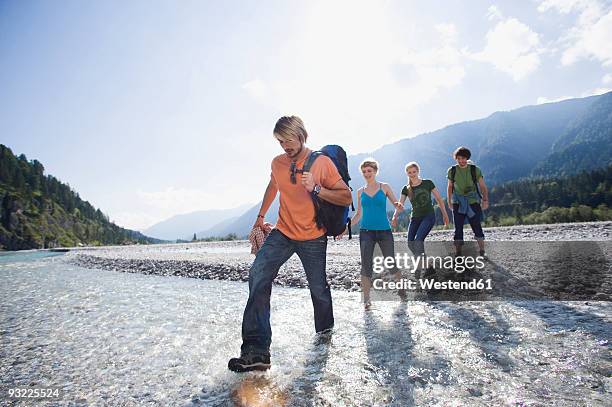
{"left": 359, "top": 229, "right": 397, "bottom": 278}
{"left": 241, "top": 229, "right": 333, "bottom": 357}
{"left": 407, "top": 212, "right": 436, "bottom": 256}
{"left": 452, "top": 203, "right": 485, "bottom": 243}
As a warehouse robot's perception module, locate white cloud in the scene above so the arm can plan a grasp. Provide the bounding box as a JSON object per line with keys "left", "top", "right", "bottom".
{"left": 538, "top": 0, "right": 612, "bottom": 66}
{"left": 487, "top": 5, "right": 504, "bottom": 21}
{"left": 536, "top": 95, "right": 574, "bottom": 104}
{"left": 472, "top": 18, "right": 542, "bottom": 81}
{"left": 564, "top": 10, "right": 612, "bottom": 65}
{"left": 400, "top": 24, "right": 466, "bottom": 91}
{"left": 603, "top": 73, "right": 612, "bottom": 84}
{"left": 537, "top": 0, "right": 588, "bottom": 14}
{"left": 241, "top": 1, "right": 468, "bottom": 153}
{"left": 588, "top": 86, "right": 612, "bottom": 95}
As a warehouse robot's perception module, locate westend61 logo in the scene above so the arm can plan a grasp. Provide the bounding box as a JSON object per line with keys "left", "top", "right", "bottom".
{"left": 373, "top": 254, "right": 486, "bottom": 274}
{"left": 371, "top": 253, "right": 493, "bottom": 294}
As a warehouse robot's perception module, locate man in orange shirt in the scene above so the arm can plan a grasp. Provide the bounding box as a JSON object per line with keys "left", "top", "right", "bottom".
{"left": 228, "top": 116, "right": 352, "bottom": 373}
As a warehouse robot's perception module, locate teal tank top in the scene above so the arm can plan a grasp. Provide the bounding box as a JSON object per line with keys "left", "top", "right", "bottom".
{"left": 360, "top": 185, "right": 391, "bottom": 230}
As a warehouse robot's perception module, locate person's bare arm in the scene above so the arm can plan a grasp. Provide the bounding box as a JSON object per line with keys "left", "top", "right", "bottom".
{"left": 351, "top": 189, "right": 363, "bottom": 226}
{"left": 382, "top": 183, "right": 402, "bottom": 209}
{"left": 392, "top": 193, "right": 407, "bottom": 228}
{"left": 478, "top": 177, "right": 489, "bottom": 210}
{"left": 301, "top": 172, "right": 352, "bottom": 206}
{"left": 432, "top": 187, "right": 450, "bottom": 226}
{"left": 447, "top": 180, "right": 453, "bottom": 210}
{"left": 317, "top": 179, "right": 353, "bottom": 206}
{"left": 254, "top": 178, "right": 278, "bottom": 228}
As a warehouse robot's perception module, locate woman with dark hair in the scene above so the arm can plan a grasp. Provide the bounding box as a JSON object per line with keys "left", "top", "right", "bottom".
{"left": 446, "top": 146, "right": 489, "bottom": 257}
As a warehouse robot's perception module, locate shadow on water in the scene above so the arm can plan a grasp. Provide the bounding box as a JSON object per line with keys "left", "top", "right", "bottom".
{"left": 283, "top": 332, "right": 332, "bottom": 406}
{"left": 432, "top": 302, "right": 519, "bottom": 372}
{"left": 512, "top": 300, "right": 612, "bottom": 344}
{"left": 362, "top": 302, "right": 416, "bottom": 407}
{"left": 484, "top": 251, "right": 612, "bottom": 344}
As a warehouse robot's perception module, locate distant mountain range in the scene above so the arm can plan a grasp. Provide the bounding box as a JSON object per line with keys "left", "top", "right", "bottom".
{"left": 143, "top": 204, "right": 251, "bottom": 240}
{"left": 208, "top": 91, "right": 612, "bottom": 237}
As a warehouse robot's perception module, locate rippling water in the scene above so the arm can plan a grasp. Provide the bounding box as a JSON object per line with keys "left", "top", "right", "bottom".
{"left": 0, "top": 251, "right": 610, "bottom": 406}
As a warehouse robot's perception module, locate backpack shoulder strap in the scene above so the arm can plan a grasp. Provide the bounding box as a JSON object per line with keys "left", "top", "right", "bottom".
{"left": 302, "top": 151, "right": 322, "bottom": 173}
{"left": 469, "top": 164, "right": 483, "bottom": 198}
{"left": 449, "top": 165, "right": 457, "bottom": 182}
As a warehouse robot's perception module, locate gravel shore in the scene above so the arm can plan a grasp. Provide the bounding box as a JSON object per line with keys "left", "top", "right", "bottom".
{"left": 65, "top": 221, "right": 612, "bottom": 292}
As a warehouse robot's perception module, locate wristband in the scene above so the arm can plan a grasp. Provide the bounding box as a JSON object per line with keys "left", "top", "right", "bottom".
{"left": 257, "top": 214, "right": 264, "bottom": 218}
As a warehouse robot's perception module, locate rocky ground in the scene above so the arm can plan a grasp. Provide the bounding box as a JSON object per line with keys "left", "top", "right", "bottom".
{"left": 65, "top": 221, "right": 612, "bottom": 292}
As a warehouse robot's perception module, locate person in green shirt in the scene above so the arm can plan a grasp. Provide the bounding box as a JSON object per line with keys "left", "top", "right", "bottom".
{"left": 392, "top": 162, "right": 449, "bottom": 260}
{"left": 446, "top": 146, "right": 489, "bottom": 256}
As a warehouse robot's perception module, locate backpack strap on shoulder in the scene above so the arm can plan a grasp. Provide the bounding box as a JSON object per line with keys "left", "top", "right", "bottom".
{"left": 302, "top": 151, "right": 322, "bottom": 173}
{"left": 469, "top": 164, "right": 483, "bottom": 199}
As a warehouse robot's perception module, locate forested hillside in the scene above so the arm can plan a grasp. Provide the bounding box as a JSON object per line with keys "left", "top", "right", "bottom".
{"left": 394, "top": 165, "right": 612, "bottom": 230}
{"left": 0, "top": 144, "right": 161, "bottom": 250}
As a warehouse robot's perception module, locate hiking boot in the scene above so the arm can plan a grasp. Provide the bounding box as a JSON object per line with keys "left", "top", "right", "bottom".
{"left": 479, "top": 249, "right": 487, "bottom": 259}
{"left": 314, "top": 327, "right": 334, "bottom": 345}
{"left": 228, "top": 353, "right": 271, "bottom": 373}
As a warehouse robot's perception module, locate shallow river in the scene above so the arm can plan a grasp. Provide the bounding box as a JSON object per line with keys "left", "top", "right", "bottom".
{"left": 0, "top": 251, "right": 610, "bottom": 406}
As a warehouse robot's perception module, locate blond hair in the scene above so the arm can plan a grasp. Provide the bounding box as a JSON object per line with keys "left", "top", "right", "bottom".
{"left": 360, "top": 158, "right": 379, "bottom": 173}
{"left": 404, "top": 161, "right": 420, "bottom": 200}
{"left": 273, "top": 116, "right": 308, "bottom": 143}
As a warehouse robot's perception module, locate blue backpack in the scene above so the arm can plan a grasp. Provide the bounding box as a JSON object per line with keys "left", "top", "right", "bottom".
{"left": 302, "top": 145, "right": 354, "bottom": 238}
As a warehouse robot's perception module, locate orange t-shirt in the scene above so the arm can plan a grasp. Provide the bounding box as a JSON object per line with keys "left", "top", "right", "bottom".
{"left": 271, "top": 150, "right": 343, "bottom": 240}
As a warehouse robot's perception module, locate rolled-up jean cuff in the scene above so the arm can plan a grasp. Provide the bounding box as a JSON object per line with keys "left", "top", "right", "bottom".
{"left": 475, "top": 236, "right": 485, "bottom": 241}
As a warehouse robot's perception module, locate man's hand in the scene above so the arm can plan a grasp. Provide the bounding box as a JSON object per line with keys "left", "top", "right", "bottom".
{"left": 301, "top": 171, "right": 315, "bottom": 192}
{"left": 394, "top": 202, "right": 404, "bottom": 211}
{"left": 481, "top": 199, "right": 489, "bottom": 210}
{"left": 253, "top": 216, "right": 264, "bottom": 229}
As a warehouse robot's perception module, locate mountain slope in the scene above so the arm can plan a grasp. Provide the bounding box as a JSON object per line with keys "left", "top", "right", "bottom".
{"left": 532, "top": 92, "right": 612, "bottom": 176}
{"left": 143, "top": 204, "right": 251, "bottom": 240}
{"left": 0, "top": 145, "right": 161, "bottom": 250}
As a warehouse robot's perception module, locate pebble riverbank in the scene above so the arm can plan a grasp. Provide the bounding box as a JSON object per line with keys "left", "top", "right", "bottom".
{"left": 65, "top": 221, "right": 612, "bottom": 291}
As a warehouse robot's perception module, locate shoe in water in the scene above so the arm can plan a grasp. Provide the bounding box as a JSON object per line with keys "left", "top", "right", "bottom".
{"left": 228, "top": 353, "right": 271, "bottom": 373}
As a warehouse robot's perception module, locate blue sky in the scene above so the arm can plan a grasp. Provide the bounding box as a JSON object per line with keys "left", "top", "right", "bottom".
{"left": 1, "top": 0, "right": 611, "bottom": 231}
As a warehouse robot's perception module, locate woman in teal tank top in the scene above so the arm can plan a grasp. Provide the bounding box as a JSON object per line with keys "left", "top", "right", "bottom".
{"left": 341, "top": 158, "right": 406, "bottom": 308}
